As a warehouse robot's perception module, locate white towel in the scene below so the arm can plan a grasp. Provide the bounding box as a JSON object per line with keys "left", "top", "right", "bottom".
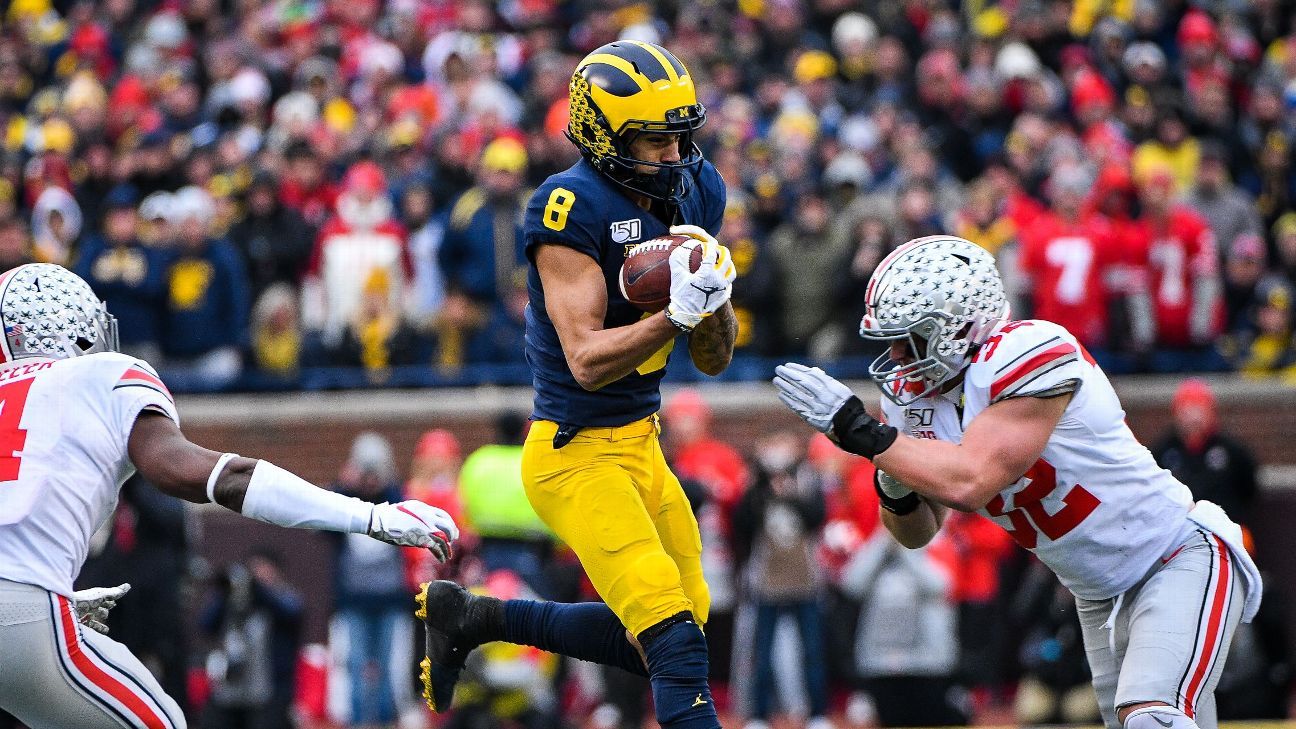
{"left": 1187, "top": 500, "right": 1263, "bottom": 623}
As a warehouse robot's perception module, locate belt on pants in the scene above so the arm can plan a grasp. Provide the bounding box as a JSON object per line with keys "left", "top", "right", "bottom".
{"left": 530, "top": 415, "right": 660, "bottom": 449}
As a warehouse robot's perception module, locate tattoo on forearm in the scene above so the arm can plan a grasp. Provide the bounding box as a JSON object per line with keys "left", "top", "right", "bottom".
{"left": 690, "top": 305, "right": 737, "bottom": 373}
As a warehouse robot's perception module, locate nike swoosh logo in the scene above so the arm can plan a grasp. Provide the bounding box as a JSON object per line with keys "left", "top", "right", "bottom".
{"left": 625, "top": 267, "right": 652, "bottom": 286}
{"left": 397, "top": 504, "right": 430, "bottom": 527}
{"left": 1153, "top": 716, "right": 1173, "bottom": 727}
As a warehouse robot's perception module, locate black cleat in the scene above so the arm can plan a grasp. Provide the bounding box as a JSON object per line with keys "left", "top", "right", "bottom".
{"left": 416, "top": 580, "right": 500, "bottom": 712}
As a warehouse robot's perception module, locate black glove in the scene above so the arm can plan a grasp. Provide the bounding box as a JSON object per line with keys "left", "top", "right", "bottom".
{"left": 830, "top": 396, "right": 899, "bottom": 459}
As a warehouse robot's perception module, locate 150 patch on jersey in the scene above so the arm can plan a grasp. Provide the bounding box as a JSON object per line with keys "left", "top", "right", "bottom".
{"left": 611, "top": 219, "right": 641, "bottom": 245}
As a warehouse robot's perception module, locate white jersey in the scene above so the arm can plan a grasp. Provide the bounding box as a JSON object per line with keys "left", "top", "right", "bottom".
{"left": 880, "top": 319, "right": 1193, "bottom": 600}
{"left": 0, "top": 353, "right": 178, "bottom": 597}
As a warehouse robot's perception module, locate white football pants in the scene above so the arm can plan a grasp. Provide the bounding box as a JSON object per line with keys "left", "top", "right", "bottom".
{"left": 1077, "top": 526, "right": 1245, "bottom": 729}
{"left": 0, "top": 579, "right": 186, "bottom": 729}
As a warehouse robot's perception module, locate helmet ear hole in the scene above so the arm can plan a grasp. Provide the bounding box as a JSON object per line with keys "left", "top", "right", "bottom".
{"left": 76, "top": 336, "right": 94, "bottom": 351}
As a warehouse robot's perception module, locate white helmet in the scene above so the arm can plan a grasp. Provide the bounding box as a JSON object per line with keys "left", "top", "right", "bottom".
{"left": 0, "top": 264, "right": 119, "bottom": 363}
{"left": 859, "top": 236, "right": 1009, "bottom": 405}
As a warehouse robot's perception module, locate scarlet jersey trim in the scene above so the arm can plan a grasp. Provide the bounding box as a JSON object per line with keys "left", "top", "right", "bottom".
{"left": 114, "top": 365, "right": 173, "bottom": 404}
{"left": 991, "top": 341, "right": 1079, "bottom": 401}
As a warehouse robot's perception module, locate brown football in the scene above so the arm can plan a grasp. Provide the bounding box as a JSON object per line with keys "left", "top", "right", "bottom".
{"left": 619, "top": 234, "right": 702, "bottom": 312}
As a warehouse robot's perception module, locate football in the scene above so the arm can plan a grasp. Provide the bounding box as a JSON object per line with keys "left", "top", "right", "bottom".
{"left": 619, "top": 234, "right": 702, "bottom": 312}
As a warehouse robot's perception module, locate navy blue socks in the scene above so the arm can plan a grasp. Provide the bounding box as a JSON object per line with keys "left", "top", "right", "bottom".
{"left": 502, "top": 599, "right": 647, "bottom": 676}
{"left": 642, "top": 619, "right": 720, "bottom": 729}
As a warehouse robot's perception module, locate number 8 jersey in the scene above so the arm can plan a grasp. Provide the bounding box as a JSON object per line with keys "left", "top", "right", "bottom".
{"left": 880, "top": 319, "right": 1194, "bottom": 601}
{"left": 0, "top": 353, "right": 178, "bottom": 597}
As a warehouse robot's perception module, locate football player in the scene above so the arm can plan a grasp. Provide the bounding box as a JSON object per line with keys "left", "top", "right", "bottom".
{"left": 0, "top": 264, "right": 458, "bottom": 729}
{"left": 773, "top": 236, "right": 1260, "bottom": 729}
{"left": 417, "top": 40, "right": 736, "bottom": 729}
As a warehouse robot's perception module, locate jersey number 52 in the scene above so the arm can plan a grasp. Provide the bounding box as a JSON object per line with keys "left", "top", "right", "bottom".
{"left": 984, "top": 458, "right": 1100, "bottom": 549}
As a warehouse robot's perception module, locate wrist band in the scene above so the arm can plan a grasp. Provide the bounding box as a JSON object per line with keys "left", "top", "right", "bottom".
{"left": 206, "top": 452, "right": 240, "bottom": 504}
{"left": 665, "top": 311, "right": 696, "bottom": 333}
{"left": 874, "top": 470, "right": 922, "bottom": 515}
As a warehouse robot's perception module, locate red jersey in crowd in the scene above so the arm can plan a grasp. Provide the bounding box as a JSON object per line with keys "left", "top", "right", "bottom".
{"left": 1129, "top": 207, "right": 1223, "bottom": 347}
{"left": 1018, "top": 211, "right": 1122, "bottom": 347}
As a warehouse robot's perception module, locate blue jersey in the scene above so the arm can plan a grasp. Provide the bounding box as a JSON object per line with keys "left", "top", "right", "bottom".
{"left": 523, "top": 159, "right": 726, "bottom": 427}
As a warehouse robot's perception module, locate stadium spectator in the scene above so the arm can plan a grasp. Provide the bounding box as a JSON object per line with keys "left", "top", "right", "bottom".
{"left": 663, "top": 389, "right": 749, "bottom": 626}
{"left": 732, "top": 430, "right": 829, "bottom": 729}
{"left": 0, "top": 215, "right": 32, "bottom": 274}
{"left": 199, "top": 553, "right": 304, "bottom": 729}
{"left": 329, "top": 432, "right": 417, "bottom": 728}
{"left": 30, "top": 185, "right": 81, "bottom": 265}
{"left": 943, "top": 513, "right": 1015, "bottom": 706}
{"left": 1133, "top": 168, "right": 1225, "bottom": 360}
{"left": 401, "top": 182, "right": 449, "bottom": 329}
{"left": 1186, "top": 143, "right": 1262, "bottom": 255}
{"left": 403, "top": 428, "right": 467, "bottom": 594}
{"left": 161, "top": 186, "right": 250, "bottom": 386}
{"left": 1131, "top": 104, "right": 1200, "bottom": 194}
{"left": 1009, "top": 561, "right": 1098, "bottom": 726}
{"left": 74, "top": 184, "right": 171, "bottom": 362}
{"left": 227, "top": 171, "right": 315, "bottom": 303}
{"left": 248, "top": 282, "right": 303, "bottom": 377}
{"left": 459, "top": 413, "right": 556, "bottom": 595}
{"left": 279, "top": 140, "right": 340, "bottom": 228}
{"left": 437, "top": 138, "right": 532, "bottom": 365}
{"left": 1018, "top": 165, "right": 1122, "bottom": 349}
{"left": 724, "top": 194, "right": 781, "bottom": 357}
{"left": 1223, "top": 276, "right": 1296, "bottom": 377}
{"left": 769, "top": 187, "right": 847, "bottom": 355}
{"left": 840, "top": 530, "right": 965, "bottom": 728}
{"left": 333, "top": 267, "right": 425, "bottom": 381}
{"left": 1214, "top": 534, "right": 1293, "bottom": 721}
{"left": 1150, "top": 378, "right": 1260, "bottom": 523}
{"left": 1274, "top": 213, "right": 1296, "bottom": 285}
{"left": 301, "top": 160, "right": 410, "bottom": 349}
{"left": 1223, "top": 234, "right": 1270, "bottom": 333}
{"left": 0, "top": 0, "right": 1293, "bottom": 390}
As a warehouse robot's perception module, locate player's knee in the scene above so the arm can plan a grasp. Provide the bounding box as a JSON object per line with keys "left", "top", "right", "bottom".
{"left": 1121, "top": 703, "right": 1198, "bottom": 729}
{"left": 633, "top": 550, "right": 683, "bottom": 592}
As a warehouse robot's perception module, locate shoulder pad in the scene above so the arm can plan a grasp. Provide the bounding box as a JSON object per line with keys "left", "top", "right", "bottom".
{"left": 967, "top": 320, "right": 1086, "bottom": 404}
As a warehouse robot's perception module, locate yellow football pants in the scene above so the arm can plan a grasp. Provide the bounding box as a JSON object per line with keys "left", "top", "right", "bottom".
{"left": 521, "top": 416, "right": 710, "bottom": 638}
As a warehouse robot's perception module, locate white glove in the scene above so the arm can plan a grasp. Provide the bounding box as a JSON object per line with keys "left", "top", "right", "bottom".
{"left": 875, "top": 469, "right": 913, "bottom": 500}
{"left": 773, "top": 362, "right": 856, "bottom": 433}
{"left": 368, "top": 501, "right": 460, "bottom": 562}
{"left": 72, "top": 583, "right": 131, "bottom": 635}
{"left": 665, "top": 225, "right": 736, "bottom": 332}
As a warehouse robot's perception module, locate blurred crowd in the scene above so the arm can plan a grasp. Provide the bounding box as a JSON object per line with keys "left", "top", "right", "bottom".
{"left": 0, "top": 0, "right": 1295, "bottom": 389}
{"left": 23, "top": 382, "right": 1281, "bottom": 729}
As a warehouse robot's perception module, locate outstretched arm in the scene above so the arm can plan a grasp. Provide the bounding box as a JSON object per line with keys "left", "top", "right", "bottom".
{"left": 127, "top": 412, "right": 458, "bottom": 558}
{"left": 773, "top": 363, "right": 1069, "bottom": 512}
{"left": 872, "top": 394, "right": 1069, "bottom": 511}
{"left": 688, "top": 302, "right": 736, "bottom": 375}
